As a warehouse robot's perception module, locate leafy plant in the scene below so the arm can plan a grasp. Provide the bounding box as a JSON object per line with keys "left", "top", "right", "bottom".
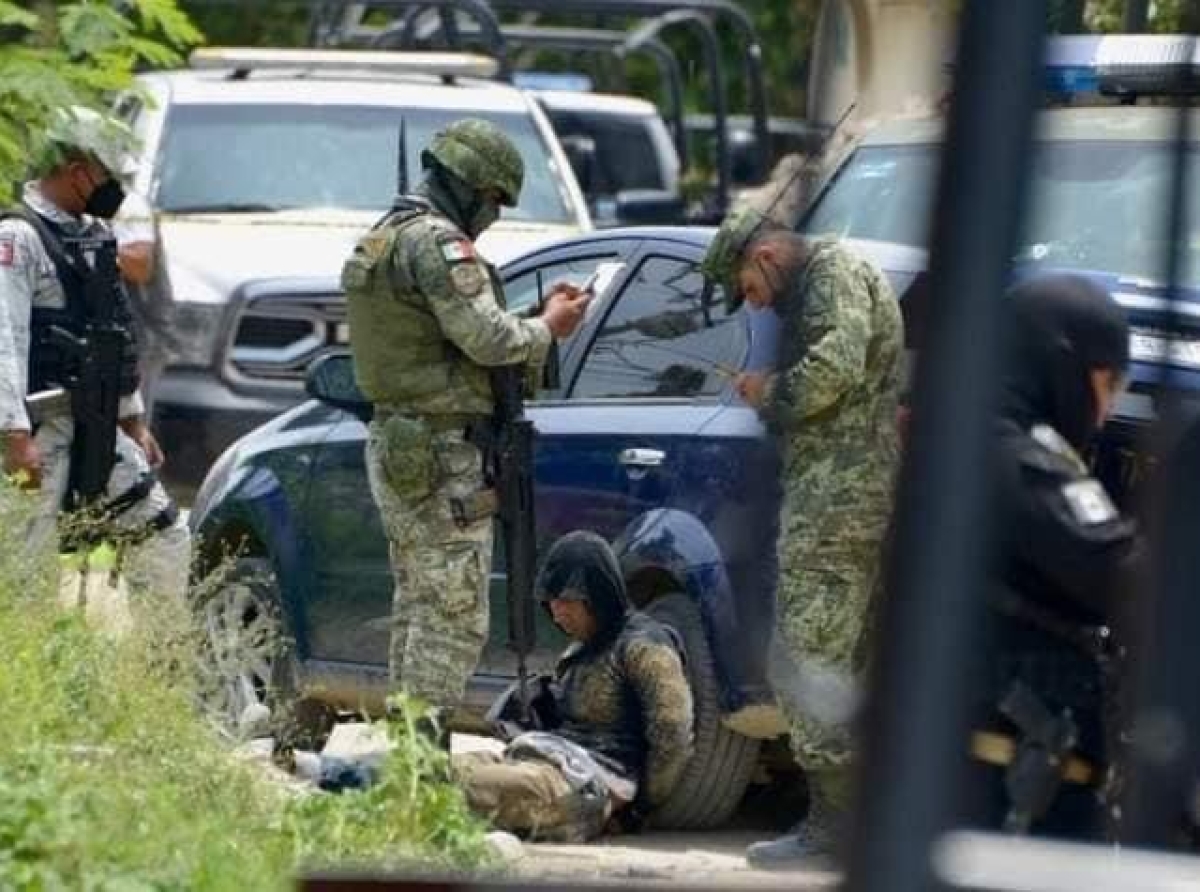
{"left": 0, "top": 0, "right": 202, "bottom": 202}
{"left": 0, "top": 481, "right": 488, "bottom": 889}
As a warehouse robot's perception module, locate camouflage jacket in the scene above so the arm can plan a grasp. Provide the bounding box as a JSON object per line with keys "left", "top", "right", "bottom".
{"left": 763, "top": 239, "right": 904, "bottom": 558}
{"left": 343, "top": 197, "right": 551, "bottom": 416}
{"left": 552, "top": 612, "right": 694, "bottom": 808}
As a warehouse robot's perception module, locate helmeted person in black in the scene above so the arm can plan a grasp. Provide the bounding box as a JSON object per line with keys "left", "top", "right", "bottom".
{"left": 454, "top": 531, "right": 695, "bottom": 841}
{"left": 965, "top": 272, "right": 1140, "bottom": 838}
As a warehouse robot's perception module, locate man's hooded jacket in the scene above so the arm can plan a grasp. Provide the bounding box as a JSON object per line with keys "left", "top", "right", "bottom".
{"left": 534, "top": 531, "right": 695, "bottom": 808}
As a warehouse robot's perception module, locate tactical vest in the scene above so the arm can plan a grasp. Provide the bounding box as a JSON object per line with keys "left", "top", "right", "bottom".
{"left": 343, "top": 201, "right": 493, "bottom": 416}
{"left": 1, "top": 206, "right": 138, "bottom": 397}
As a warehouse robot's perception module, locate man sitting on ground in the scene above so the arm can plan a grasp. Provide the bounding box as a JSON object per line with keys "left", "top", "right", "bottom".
{"left": 453, "top": 531, "right": 695, "bottom": 841}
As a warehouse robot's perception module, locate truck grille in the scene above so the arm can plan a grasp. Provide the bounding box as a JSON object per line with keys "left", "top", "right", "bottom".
{"left": 227, "top": 294, "right": 348, "bottom": 384}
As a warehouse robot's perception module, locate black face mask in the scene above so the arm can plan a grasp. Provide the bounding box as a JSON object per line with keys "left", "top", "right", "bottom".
{"left": 85, "top": 178, "right": 126, "bottom": 220}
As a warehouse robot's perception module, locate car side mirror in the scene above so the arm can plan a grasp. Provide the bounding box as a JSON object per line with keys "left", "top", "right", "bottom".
{"left": 305, "top": 353, "right": 373, "bottom": 423}
{"left": 560, "top": 135, "right": 597, "bottom": 195}
{"left": 614, "top": 189, "right": 685, "bottom": 225}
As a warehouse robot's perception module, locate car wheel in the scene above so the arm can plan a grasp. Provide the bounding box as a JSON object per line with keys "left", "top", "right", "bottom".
{"left": 643, "top": 592, "right": 761, "bottom": 830}
{"left": 195, "top": 556, "right": 333, "bottom": 749}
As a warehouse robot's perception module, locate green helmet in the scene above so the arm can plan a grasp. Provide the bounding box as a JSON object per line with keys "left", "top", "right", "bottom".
{"left": 699, "top": 206, "right": 773, "bottom": 310}
{"left": 42, "top": 106, "right": 139, "bottom": 179}
{"left": 421, "top": 118, "right": 524, "bottom": 206}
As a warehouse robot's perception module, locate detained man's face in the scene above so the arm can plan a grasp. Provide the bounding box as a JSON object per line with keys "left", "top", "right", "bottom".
{"left": 548, "top": 595, "right": 598, "bottom": 642}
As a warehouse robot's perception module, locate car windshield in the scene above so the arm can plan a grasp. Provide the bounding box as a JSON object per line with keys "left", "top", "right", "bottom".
{"left": 155, "top": 103, "right": 576, "bottom": 223}
{"left": 803, "top": 141, "right": 1200, "bottom": 287}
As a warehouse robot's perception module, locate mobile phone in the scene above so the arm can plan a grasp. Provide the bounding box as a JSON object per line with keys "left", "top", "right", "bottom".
{"left": 577, "top": 269, "right": 602, "bottom": 295}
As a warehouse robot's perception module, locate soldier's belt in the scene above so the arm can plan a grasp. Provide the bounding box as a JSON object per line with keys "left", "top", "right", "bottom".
{"left": 970, "top": 730, "right": 1095, "bottom": 785}
{"left": 373, "top": 407, "right": 479, "bottom": 434}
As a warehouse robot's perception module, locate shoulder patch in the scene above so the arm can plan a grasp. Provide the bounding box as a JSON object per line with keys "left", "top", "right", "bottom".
{"left": 438, "top": 233, "right": 476, "bottom": 264}
{"left": 0, "top": 234, "right": 12, "bottom": 267}
{"left": 450, "top": 261, "right": 485, "bottom": 297}
{"left": 1030, "top": 423, "right": 1087, "bottom": 473}
{"left": 1061, "top": 478, "right": 1119, "bottom": 526}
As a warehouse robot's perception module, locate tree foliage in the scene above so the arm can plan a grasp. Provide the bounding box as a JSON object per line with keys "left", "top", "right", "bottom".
{"left": 0, "top": 0, "right": 201, "bottom": 201}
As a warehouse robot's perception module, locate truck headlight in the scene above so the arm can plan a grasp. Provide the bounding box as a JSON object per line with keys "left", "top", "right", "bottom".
{"left": 167, "top": 300, "right": 227, "bottom": 367}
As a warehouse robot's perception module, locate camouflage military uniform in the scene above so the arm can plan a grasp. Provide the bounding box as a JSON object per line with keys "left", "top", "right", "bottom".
{"left": 761, "top": 239, "right": 903, "bottom": 808}
{"left": 454, "top": 531, "right": 695, "bottom": 841}
{"left": 343, "top": 120, "right": 549, "bottom": 713}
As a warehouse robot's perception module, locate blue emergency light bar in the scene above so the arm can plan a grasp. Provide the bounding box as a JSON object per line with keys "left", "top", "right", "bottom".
{"left": 1044, "top": 35, "right": 1199, "bottom": 97}
{"left": 512, "top": 71, "right": 594, "bottom": 92}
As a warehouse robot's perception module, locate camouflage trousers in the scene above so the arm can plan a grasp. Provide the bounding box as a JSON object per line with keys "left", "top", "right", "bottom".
{"left": 453, "top": 749, "right": 616, "bottom": 842}
{"left": 771, "top": 531, "right": 884, "bottom": 777}
{"left": 365, "top": 413, "right": 493, "bottom": 712}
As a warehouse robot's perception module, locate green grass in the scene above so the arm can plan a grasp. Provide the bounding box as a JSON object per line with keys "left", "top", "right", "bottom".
{"left": 0, "top": 485, "right": 490, "bottom": 890}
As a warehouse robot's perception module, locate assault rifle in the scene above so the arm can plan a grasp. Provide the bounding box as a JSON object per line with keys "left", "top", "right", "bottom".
{"left": 487, "top": 362, "right": 538, "bottom": 721}
{"left": 48, "top": 236, "right": 128, "bottom": 522}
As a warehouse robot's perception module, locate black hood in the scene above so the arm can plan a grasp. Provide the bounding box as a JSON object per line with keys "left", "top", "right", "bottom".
{"left": 999, "top": 273, "right": 1129, "bottom": 450}
{"left": 418, "top": 164, "right": 488, "bottom": 238}
{"left": 534, "top": 531, "right": 630, "bottom": 649}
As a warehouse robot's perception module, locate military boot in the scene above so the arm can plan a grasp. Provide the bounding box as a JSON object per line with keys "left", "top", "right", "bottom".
{"left": 746, "top": 781, "right": 845, "bottom": 870}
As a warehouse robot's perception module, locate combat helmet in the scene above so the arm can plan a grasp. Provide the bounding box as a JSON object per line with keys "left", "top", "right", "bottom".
{"left": 699, "top": 205, "right": 775, "bottom": 311}
{"left": 421, "top": 118, "right": 524, "bottom": 207}
{"left": 42, "top": 106, "right": 139, "bottom": 178}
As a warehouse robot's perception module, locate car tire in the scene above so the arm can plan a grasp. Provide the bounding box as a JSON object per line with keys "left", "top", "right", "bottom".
{"left": 643, "top": 592, "right": 761, "bottom": 830}
{"left": 195, "top": 556, "right": 334, "bottom": 749}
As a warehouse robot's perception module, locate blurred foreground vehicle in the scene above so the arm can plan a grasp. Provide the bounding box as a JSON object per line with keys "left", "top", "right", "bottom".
{"left": 117, "top": 48, "right": 591, "bottom": 488}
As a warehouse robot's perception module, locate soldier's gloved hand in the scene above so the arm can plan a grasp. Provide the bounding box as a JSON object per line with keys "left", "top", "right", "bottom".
{"left": 3, "top": 431, "right": 42, "bottom": 490}
{"left": 542, "top": 287, "right": 592, "bottom": 340}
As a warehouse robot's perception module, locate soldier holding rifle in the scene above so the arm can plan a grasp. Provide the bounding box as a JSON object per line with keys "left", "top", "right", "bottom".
{"left": 0, "top": 107, "right": 190, "bottom": 603}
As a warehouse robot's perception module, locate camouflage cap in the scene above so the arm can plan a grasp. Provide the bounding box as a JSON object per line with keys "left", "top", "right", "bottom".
{"left": 421, "top": 118, "right": 524, "bottom": 206}
{"left": 41, "top": 106, "right": 140, "bottom": 179}
{"left": 699, "top": 206, "right": 772, "bottom": 310}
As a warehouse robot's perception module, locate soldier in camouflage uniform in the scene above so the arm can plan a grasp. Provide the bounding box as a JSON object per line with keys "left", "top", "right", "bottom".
{"left": 342, "top": 119, "right": 590, "bottom": 724}
{"left": 454, "top": 531, "right": 695, "bottom": 841}
{"left": 700, "top": 208, "right": 904, "bottom": 867}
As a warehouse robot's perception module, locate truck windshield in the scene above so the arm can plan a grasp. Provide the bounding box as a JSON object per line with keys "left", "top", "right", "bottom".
{"left": 155, "top": 103, "right": 576, "bottom": 224}
{"left": 804, "top": 141, "right": 1200, "bottom": 287}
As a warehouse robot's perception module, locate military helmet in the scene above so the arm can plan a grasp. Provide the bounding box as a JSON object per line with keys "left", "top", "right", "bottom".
{"left": 421, "top": 118, "right": 524, "bottom": 207}
{"left": 43, "top": 106, "right": 139, "bottom": 179}
{"left": 699, "top": 205, "right": 774, "bottom": 310}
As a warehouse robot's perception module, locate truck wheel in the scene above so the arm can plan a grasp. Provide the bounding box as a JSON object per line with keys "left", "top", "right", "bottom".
{"left": 643, "top": 592, "right": 761, "bottom": 829}
{"left": 195, "top": 556, "right": 334, "bottom": 749}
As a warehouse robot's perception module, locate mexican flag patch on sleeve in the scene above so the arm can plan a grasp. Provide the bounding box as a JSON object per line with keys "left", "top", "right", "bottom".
{"left": 439, "top": 235, "right": 475, "bottom": 263}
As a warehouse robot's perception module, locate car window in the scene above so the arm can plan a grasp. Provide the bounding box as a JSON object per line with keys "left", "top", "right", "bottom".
{"left": 504, "top": 254, "right": 625, "bottom": 315}
{"left": 803, "top": 141, "right": 1200, "bottom": 287}
{"left": 571, "top": 255, "right": 743, "bottom": 401}
{"left": 154, "top": 103, "right": 575, "bottom": 223}
{"left": 544, "top": 109, "right": 672, "bottom": 195}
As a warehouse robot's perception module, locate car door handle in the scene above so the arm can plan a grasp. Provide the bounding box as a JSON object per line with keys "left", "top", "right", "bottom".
{"left": 619, "top": 448, "right": 666, "bottom": 468}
